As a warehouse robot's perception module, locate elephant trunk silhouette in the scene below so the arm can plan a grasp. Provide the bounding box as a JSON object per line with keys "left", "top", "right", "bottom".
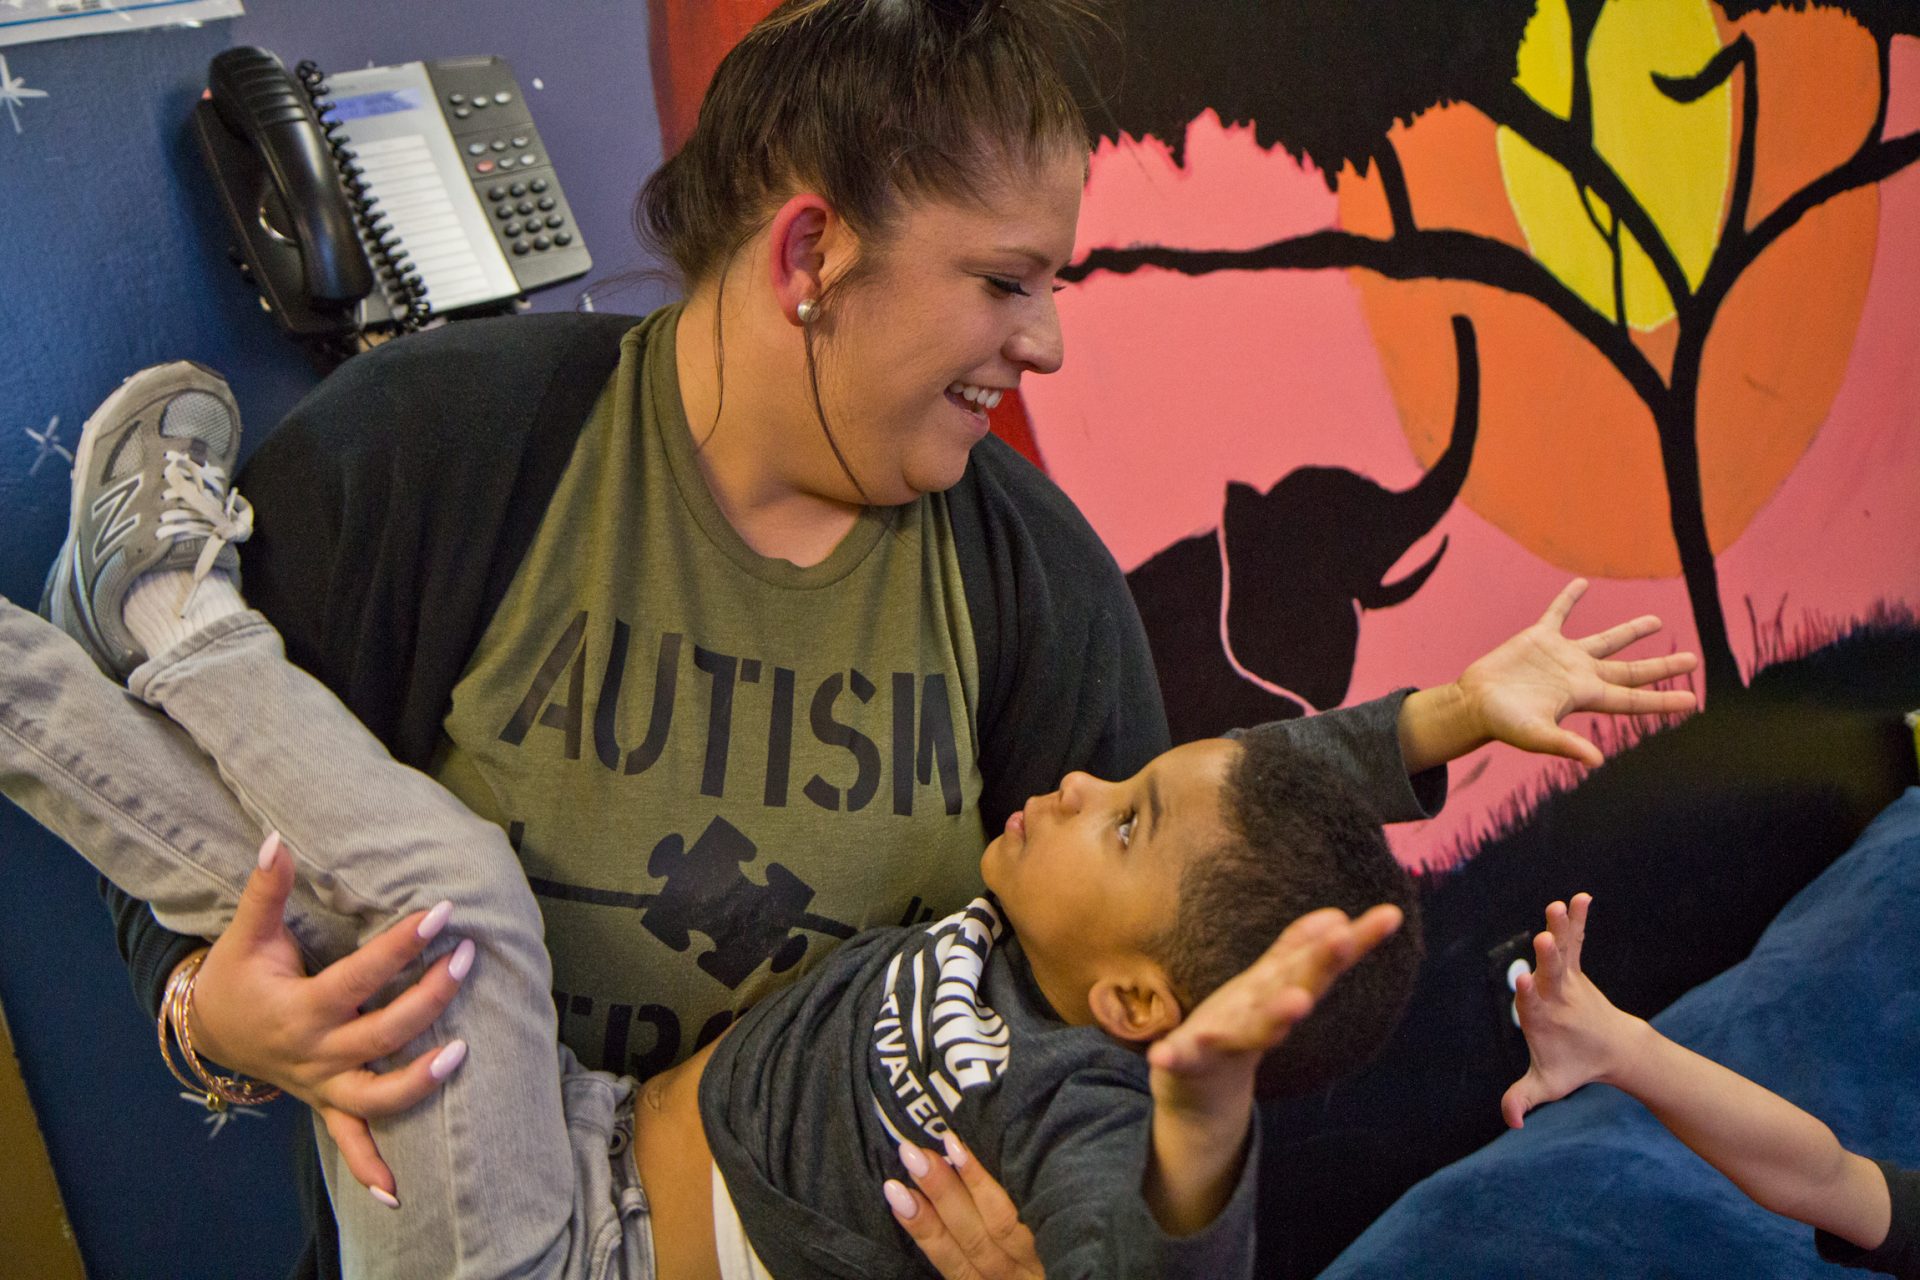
{"left": 1128, "top": 315, "right": 1481, "bottom": 740}
{"left": 1225, "top": 314, "right": 1480, "bottom": 708}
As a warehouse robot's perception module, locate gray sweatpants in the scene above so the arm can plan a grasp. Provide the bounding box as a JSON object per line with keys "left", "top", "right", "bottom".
{"left": 0, "top": 600, "right": 655, "bottom": 1279}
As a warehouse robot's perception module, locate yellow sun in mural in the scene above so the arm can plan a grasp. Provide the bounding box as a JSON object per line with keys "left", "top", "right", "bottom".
{"left": 1344, "top": 2, "right": 1881, "bottom": 578}
{"left": 1497, "top": 0, "right": 1731, "bottom": 329}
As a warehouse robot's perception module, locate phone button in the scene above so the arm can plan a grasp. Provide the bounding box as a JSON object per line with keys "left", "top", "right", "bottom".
{"left": 475, "top": 160, "right": 497, "bottom": 173}
{"left": 494, "top": 206, "right": 514, "bottom": 220}
{"left": 504, "top": 221, "right": 523, "bottom": 236}
{"left": 533, "top": 235, "right": 552, "bottom": 251}
{"left": 510, "top": 182, "right": 527, "bottom": 197}
{"left": 512, "top": 241, "right": 531, "bottom": 255}
{"left": 494, "top": 92, "right": 513, "bottom": 105}
{"left": 537, "top": 196, "right": 556, "bottom": 211}
{"left": 466, "top": 142, "right": 487, "bottom": 156}
{"left": 488, "top": 186, "right": 507, "bottom": 201}
{"left": 555, "top": 232, "right": 574, "bottom": 247}
{"left": 455, "top": 107, "right": 472, "bottom": 119}
{"left": 530, "top": 179, "right": 549, "bottom": 193}
{"left": 449, "top": 93, "right": 466, "bottom": 105}
{"left": 512, "top": 135, "right": 529, "bottom": 148}
{"left": 544, "top": 214, "right": 564, "bottom": 229}
{"left": 519, "top": 153, "right": 539, "bottom": 167}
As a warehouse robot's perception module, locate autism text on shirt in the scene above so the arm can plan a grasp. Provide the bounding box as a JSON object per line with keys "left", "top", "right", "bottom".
{"left": 500, "top": 613, "right": 966, "bottom": 816}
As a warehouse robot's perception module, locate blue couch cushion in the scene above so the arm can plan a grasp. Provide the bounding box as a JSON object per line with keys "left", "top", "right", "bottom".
{"left": 1322, "top": 788, "right": 1920, "bottom": 1279}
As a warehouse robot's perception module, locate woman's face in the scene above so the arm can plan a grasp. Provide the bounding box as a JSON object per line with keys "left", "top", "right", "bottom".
{"left": 809, "top": 146, "right": 1086, "bottom": 504}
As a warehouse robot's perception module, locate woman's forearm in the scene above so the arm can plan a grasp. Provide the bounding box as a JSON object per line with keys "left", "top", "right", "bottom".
{"left": 1606, "top": 1020, "right": 1892, "bottom": 1249}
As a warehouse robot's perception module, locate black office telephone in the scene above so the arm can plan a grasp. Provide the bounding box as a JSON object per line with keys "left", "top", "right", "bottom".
{"left": 196, "top": 47, "right": 590, "bottom": 350}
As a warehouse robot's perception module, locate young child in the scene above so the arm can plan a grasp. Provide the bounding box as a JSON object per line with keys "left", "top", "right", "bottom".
{"left": 4, "top": 363, "right": 1695, "bottom": 1278}
{"left": 1506, "top": 894, "right": 1917, "bottom": 1278}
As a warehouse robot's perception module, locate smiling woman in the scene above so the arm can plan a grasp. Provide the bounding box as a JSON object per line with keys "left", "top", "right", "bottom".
{"left": 88, "top": 2, "right": 1184, "bottom": 1277}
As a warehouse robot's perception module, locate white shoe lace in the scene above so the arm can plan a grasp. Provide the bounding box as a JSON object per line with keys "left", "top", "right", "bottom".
{"left": 157, "top": 448, "right": 255, "bottom": 615}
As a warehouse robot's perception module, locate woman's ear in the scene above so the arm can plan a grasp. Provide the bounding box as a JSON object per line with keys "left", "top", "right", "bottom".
{"left": 767, "top": 193, "right": 832, "bottom": 325}
{"left": 1087, "top": 969, "right": 1184, "bottom": 1045}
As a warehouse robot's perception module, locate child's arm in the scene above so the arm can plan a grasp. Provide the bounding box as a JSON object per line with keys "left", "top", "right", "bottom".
{"left": 1143, "top": 904, "right": 1404, "bottom": 1235}
{"left": 1397, "top": 579, "right": 1698, "bottom": 774}
{"left": 1506, "top": 894, "right": 1894, "bottom": 1252}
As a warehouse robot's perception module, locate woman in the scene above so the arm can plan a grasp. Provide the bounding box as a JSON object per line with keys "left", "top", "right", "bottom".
{"left": 96, "top": 1, "right": 1468, "bottom": 1274}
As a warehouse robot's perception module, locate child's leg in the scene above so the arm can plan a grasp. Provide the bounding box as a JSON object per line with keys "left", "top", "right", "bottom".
{"left": 0, "top": 598, "right": 650, "bottom": 1279}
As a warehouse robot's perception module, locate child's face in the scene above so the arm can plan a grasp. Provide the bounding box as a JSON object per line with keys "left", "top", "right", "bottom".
{"left": 981, "top": 738, "right": 1241, "bottom": 1028}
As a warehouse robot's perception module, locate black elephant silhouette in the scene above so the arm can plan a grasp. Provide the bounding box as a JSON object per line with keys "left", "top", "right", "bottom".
{"left": 1127, "top": 314, "right": 1480, "bottom": 742}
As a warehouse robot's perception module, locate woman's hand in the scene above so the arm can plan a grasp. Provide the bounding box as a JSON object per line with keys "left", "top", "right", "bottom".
{"left": 186, "top": 835, "right": 472, "bottom": 1200}
{"left": 1399, "top": 578, "right": 1699, "bottom": 772}
{"left": 887, "top": 1134, "right": 1044, "bottom": 1279}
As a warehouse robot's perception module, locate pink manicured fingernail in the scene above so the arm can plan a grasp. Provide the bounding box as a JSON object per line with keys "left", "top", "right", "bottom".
{"left": 942, "top": 1133, "right": 967, "bottom": 1169}
{"left": 883, "top": 1179, "right": 918, "bottom": 1220}
{"left": 417, "top": 900, "right": 453, "bottom": 941}
{"left": 430, "top": 1040, "right": 467, "bottom": 1081}
{"left": 370, "top": 1186, "right": 400, "bottom": 1209}
{"left": 897, "top": 1141, "right": 930, "bottom": 1178}
{"left": 448, "top": 938, "right": 475, "bottom": 982}
{"left": 258, "top": 832, "right": 283, "bottom": 872}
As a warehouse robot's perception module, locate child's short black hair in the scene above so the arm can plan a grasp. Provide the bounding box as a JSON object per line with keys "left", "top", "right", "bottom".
{"left": 1151, "top": 730, "right": 1425, "bottom": 1098}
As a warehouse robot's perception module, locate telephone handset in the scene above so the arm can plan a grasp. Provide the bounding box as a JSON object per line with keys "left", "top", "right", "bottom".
{"left": 196, "top": 47, "right": 591, "bottom": 347}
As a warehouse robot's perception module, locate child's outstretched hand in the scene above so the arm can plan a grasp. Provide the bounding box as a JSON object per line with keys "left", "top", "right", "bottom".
{"left": 1458, "top": 579, "right": 1697, "bottom": 767}
{"left": 1502, "top": 894, "right": 1646, "bottom": 1128}
{"left": 1149, "top": 903, "right": 1403, "bottom": 1109}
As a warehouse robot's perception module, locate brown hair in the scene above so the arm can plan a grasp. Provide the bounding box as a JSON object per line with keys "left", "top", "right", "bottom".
{"left": 636, "top": 0, "right": 1101, "bottom": 496}
{"left": 1153, "top": 732, "right": 1426, "bottom": 1099}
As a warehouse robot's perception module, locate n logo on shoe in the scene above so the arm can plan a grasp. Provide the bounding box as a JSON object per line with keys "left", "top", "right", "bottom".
{"left": 89, "top": 474, "right": 141, "bottom": 561}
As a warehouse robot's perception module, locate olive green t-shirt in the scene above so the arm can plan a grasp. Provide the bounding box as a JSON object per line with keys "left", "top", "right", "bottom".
{"left": 433, "top": 306, "right": 986, "bottom": 1077}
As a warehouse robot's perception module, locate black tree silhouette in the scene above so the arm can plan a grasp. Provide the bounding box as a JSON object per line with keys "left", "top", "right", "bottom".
{"left": 1071, "top": 0, "right": 1920, "bottom": 698}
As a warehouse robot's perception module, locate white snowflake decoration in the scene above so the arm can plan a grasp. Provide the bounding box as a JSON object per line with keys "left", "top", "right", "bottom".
{"left": 23, "top": 414, "right": 70, "bottom": 475}
{"left": 0, "top": 52, "right": 49, "bottom": 135}
{"left": 178, "top": 1091, "right": 270, "bottom": 1139}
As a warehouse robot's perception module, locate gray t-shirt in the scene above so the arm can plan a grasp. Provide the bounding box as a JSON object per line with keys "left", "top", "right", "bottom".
{"left": 700, "top": 896, "right": 1262, "bottom": 1279}
{"left": 699, "top": 692, "right": 1443, "bottom": 1278}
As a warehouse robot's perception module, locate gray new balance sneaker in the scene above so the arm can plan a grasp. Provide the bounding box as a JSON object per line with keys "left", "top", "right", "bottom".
{"left": 41, "top": 361, "right": 253, "bottom": 680}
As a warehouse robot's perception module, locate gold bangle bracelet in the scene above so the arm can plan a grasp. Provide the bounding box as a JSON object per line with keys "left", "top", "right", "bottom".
{"left": 158, "top": 951, "right": 282, "bottom": 1111}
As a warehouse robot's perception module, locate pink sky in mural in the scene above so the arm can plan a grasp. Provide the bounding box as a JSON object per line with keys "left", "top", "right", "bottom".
{"left": 1034, "top": 84, "right": 1920, "bottom": 871}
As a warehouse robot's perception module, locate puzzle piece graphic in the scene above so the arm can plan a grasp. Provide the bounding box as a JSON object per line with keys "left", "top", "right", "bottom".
{"left": 643, "top": 816, "right": 815, "bottom": 988}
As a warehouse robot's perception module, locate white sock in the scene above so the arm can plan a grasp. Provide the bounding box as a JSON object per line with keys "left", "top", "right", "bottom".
{"left": 122, "top": 570, "right": 247, "bottom": 657}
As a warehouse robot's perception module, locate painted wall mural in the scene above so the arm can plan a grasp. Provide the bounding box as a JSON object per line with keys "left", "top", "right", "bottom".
{"left": 652, "top": 2, "right": 1920, "bottom": 1270}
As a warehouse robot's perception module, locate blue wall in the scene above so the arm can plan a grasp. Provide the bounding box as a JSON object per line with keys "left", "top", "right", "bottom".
{"left": 0, "top": 6, "right": 669, "bottom": 1275}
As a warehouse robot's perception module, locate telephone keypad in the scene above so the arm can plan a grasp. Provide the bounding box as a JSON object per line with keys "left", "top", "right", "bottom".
{"left": 427, "top": 55, "right": 588, "bottom": 292}
{"left": 481, "top": 178, "right": 574, "bottom": 259}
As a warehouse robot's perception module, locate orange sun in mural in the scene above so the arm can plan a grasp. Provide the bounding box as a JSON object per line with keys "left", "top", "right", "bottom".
{"left": 1343, "top": 1, "right": 1880, "bottom": 578}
